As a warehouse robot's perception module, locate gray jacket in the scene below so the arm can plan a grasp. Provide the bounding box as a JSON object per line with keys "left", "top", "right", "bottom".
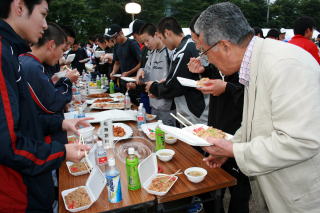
{"left": 143, "top": 47, "right": 172, "bottom": 111}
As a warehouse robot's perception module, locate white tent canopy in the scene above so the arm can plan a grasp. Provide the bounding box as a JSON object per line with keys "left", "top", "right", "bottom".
{"left": 106, "top": 28, "right": 319, "bottom": 41}
{"left": 262, "top": 28, "right": 320, "bottom": 40}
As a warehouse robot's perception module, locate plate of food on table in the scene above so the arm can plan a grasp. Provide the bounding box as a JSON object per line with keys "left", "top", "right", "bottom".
{"left": 87, "top": 93, "right": 110, "bottom": 99}
{"left": 90, "top": 102, "right": 125, "bottom": 110}
{"left": 98, "top": 123, "right": 133, "bottom": 141}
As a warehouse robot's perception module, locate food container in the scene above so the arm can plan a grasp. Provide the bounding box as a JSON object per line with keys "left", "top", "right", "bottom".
{"left": 62, "top": 167, "right": 106, "bottom": 212}
{"left": 146, "top": 114, "right": 157, "bottom": 121}
{"left": 156, "top": 149, "right": 175, "bottom": 162}
{"left": 160, "top": 124, "right": 233, "bottom": 146}
{"left": 66, "top": 144, "right": 96, "bottom": 176}
{"left": 184, "top": 167, "right": 207, "bottom": 183}
{"left": 88, "top": 88, "right": 107, "bottom": 95}
{"left": 141, "top": 123, "right": 158, "bottom": 141}
{"left": 138, "top": 153, "right": 178, "bottom": 196}
{"left": 78, "top": 126, "right": 95, "bottom": 147}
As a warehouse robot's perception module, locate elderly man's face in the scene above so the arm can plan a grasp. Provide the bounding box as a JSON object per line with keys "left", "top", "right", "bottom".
{"left": 198, "top": 33, "right": 242, "bottom": 76}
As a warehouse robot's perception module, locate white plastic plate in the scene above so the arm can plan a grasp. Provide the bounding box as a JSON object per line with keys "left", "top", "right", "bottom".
{"left": 120, "top": 77, "right": 136, "bottom": 82}
{"left": 159, "top": 124, "right": 233, "bottom": 146}
{"left": 177, "top": 77, "right": 199, "bottom": 88}
{"left": 98, "top": 123, "right": 133, "bottom": 141}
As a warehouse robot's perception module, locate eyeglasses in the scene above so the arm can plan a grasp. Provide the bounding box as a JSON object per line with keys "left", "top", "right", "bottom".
{"left": 200, "top": 41, "right": 220, "bottom": 56}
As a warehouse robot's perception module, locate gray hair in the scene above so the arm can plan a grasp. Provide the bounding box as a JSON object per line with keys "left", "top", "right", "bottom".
{"left": 195, "top": 2, "right": 254, "bottom": 46}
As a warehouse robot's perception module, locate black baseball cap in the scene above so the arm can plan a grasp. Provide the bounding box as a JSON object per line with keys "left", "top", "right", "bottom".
{"left": 105, "top": 24, "right": 122, "bottom": 38}
{"left": 127, "top": 19, "right": 146, "bottom": 37}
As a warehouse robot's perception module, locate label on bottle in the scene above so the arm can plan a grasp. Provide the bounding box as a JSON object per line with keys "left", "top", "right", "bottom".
{"left": 106, "top": 174, "right": 122, "bottom": 203}
{"left": 155, "top": 127, "right": 165, "bottom": 151}
{"left": 126, "top": 157, "right": 141, "bottom": 190}
{"left": 98, "top": 156, "right": 107, "bottom": 165}
{"left": 137, "top": 116, "right": 144, "bottom": 121}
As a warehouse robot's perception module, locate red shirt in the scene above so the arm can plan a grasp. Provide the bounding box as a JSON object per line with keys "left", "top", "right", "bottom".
{"left": 289, "top": 35, "right": 320, "bottom": 64}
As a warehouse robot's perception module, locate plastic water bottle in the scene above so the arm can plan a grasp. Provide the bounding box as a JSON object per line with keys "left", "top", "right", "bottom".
{"left": 95, "top": 140, "right": 107, "bottom": 171}
{"left": 126, "top": 147, "right": 141, "bottom": 190}
{"left": 137, "top": 103, "right": 146, "bottom": 131}
{"left": 96, "top": 75, "right": 101, "bottom": 88}
{"left": 155, "top": 120, "right": 165, "bottom": 151}
{"left": 105, "top": 158, "right": 122, "bottom": 203}
{"left": 124, "top": 91, "right": 130, "bottom": 110}
{"left": 109, "top": 80, "right": 115, "bottom": 94}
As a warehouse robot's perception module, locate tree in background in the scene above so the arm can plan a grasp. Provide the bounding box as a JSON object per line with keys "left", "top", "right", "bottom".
{"left": 47, "top": 0, "right": 319, "bottom": 43}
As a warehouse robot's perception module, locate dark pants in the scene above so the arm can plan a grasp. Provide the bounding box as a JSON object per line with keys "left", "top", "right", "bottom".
{"left": 220, "top": 159, "right": 251, "bottom": 213}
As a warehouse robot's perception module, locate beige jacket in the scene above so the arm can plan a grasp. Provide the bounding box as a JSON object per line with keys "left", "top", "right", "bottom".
{"left": 232, "top": 37, "right": 320, "bottom": 213}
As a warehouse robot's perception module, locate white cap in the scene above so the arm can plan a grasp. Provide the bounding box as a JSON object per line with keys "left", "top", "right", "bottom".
{"left": 97, "top": 140, "right": 103, "bottom": 146}
{"left": 128, "top": 147, "right": 135, "bottom": 155}
{"left": 280, "top": 28, "right": 286, "bottom": 34}
{"left": 108, "top": 158, "right": 115, "bottom": 166}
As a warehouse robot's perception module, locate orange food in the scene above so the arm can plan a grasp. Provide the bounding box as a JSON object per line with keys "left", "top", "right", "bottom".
{"left": 93, "top": 98, "right": 113, "bottom": 103}
{"left": 65, "top": 187, "right": 91, "bottom": 209}
{"left": 87, "top": 93, "right": 109, "bottom": 98}
{"left": 196, "top": 78, "right": 209, "bottom": 87}
{"left": 148, "top": 175, "right": 176, "bottom": 192}
{"left": 113, "top": 126, "right": 125, "bottom": 137}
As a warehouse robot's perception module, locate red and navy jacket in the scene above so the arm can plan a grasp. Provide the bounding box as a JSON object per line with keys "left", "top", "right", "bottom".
{"left": 0, "top": 20, "right": 66, "bottom": 212}
{"left": 19, "top": 54, "right": 73, "bottom": 144}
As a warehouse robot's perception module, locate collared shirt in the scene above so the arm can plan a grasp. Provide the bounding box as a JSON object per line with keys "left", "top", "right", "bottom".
{"left": 239, "top": 36, "right": 257, "bottom": 86}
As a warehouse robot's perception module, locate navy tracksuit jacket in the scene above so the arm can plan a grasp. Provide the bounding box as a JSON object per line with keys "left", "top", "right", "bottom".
{"left": 19, "top": 53, "right": 73, "bottom": 144}
{"left": 0, "top": 20, "right": 66, "bottom": 212}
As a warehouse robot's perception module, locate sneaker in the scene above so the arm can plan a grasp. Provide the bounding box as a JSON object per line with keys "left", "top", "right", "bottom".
{"left": 187, "top": 196, "right": 203, "bottom": 213}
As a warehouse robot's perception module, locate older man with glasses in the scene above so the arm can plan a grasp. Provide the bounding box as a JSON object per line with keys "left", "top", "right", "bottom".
{"left": 195, "top": 2, "right": 320, "bottom": 213}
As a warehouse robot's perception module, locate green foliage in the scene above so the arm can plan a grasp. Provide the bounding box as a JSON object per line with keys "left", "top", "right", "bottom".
{"left": 47, "top": 0, "right": 319, "bottom": 43}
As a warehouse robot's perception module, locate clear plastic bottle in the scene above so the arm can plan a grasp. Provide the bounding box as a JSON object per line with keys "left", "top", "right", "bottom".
{"left": 124, "top": 91, "right": 131, "bottom": 110}
{"left": 95, "top": 140, "right": 107, "bottom": 171}
{"left": 126, "top": 147, "right": 141, "bottom": 190}
{"left": 109, "top": 80, "right": 115, "bottom": 94}
{"left": 105, "top": 158, "right": 122, "bottom": 203}
{"left": 137, "top": 103, "right": 146, "bottom": 131}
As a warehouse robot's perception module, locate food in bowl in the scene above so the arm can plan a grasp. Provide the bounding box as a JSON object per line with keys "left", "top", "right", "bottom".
{"left": 159, "top": 152, "right": 172, "bottom": 156}
{"left": 64, "top": 187, "right": 91, "bottom": 209}
{"left": 193, "top": 127, "right": 226, "bottom": 140}
{"left": 184, "top": 167, "right": 207, "bottom": 183}
{"left": 69, "top": 160, "right": 89, "bottom": 173}
{"left": 113, "top": 126, "right": 125, "bottom": 137}
{"left": 165, "top": 135, "right": 177, "bottom": 144}
{"left": 187, "top": 171, "right": 204, "bottom": 177}
{"left": 148, "top": 175, "right": 177, "bottom": 192}
{"left": 156, "top": 149, "right": 175, "bottom": 162}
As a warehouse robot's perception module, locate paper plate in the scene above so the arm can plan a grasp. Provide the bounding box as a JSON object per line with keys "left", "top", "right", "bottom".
{"left": 98, "top": 123, "right": 133, "bottom": 141}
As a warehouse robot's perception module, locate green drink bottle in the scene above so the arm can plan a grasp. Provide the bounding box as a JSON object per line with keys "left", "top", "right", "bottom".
{"left": 126, "top": 147, "right": 141, "bottom": 190}
{"left": 109, "top": 80, "right": 115, "bottom": 94}
{"left": 155, "top": 120, "right": 165, "bottom": 151}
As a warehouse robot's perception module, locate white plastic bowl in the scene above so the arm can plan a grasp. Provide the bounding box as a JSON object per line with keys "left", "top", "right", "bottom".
{"left": 156, "top": 149, "right": 175, "bottom": 162}
{"left": 165, "top": 135, "right": 177, "bottom": 144}
{"left": 94, "top": 51, "right": 105, "bottom": 58}
{"left": 184, "top": 167, "right": 207, "bottom": 183}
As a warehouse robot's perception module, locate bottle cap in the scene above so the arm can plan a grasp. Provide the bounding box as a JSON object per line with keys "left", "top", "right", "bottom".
{"left": 128, "top": 147, "right": 135, "bottom": 155}
{"left": 108, "top": 158, "right": 115, "bottom": 166}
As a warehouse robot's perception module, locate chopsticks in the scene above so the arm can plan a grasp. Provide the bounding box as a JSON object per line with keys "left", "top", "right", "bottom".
{"left": 170, "top": 113, "right": 187, "bottom": 127}
{"left": 78, "top": 135, "right": 91, "bottom": 173}
{"left": 170, "top": 112, "right": 194, "bottom": 127}
{"left": 177, "top": 112, "right": 194, "bottom": 126}
{"left": 165, "top": 169, "right": 181, "bottom": 183}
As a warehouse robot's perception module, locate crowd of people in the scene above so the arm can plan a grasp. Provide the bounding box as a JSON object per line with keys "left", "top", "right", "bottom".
{"left": 0, "top": 0, "right": 320, "bottom": 212}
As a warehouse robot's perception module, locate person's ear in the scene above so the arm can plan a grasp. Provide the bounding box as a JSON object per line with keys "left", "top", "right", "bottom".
{"left": 13, "top": 0, "right": 25, "bottom": 16}
{"left": 47, "top": 40, "right": 56, "bottom": 51}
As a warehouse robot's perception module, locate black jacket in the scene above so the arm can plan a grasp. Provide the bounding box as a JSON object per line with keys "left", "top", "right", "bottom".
{"left": 149, "top": 36, "right": 209, "bottom": 118}
{"left": 0, "top": 20, "right": 65, "bottom": 212}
